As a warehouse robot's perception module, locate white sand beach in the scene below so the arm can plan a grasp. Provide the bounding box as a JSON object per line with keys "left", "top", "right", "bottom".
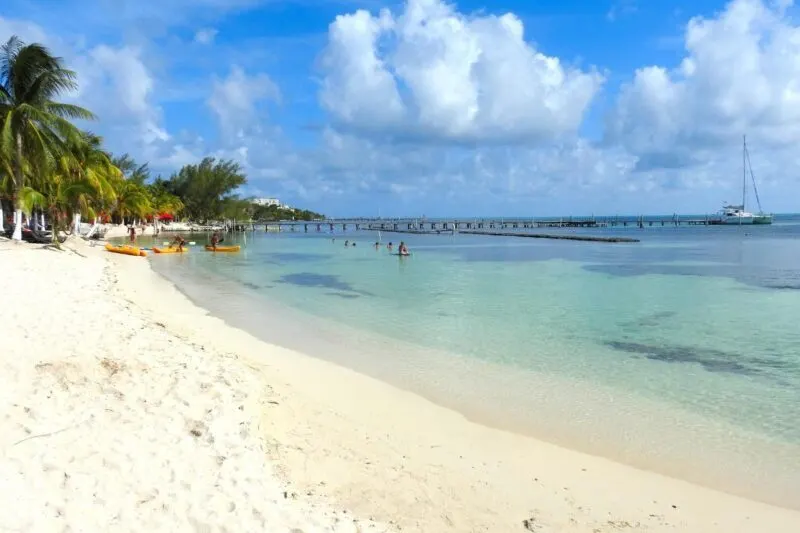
{"left": 1, "top": 235, "right": 799, "bottom": 533}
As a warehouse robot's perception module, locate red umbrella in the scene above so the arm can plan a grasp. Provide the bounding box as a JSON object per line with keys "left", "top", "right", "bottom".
{"left": 158, "top": 213, "right": 174, "bottom": 221}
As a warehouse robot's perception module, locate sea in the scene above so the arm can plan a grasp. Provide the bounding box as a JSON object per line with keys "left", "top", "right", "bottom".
{"left": 130, "top": 214, "right": 800, "bottom": 507}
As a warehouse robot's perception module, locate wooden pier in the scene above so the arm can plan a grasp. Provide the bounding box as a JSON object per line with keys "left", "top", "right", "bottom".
{"left": 222, "top": 214, "right": 726, "bottom": 239}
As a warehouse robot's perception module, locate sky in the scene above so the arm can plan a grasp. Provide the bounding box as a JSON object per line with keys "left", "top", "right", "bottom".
{"left": 3, "top": 0, "right": 800, "bottom": 217}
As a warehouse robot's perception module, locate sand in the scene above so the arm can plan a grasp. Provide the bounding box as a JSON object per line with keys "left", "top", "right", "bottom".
{"left": 1, "top": 235, "right": 799, "bottom": 533}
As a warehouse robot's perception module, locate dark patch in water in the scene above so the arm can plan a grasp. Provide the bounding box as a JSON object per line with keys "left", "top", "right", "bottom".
{"left": 605, "top": 341, "right": 760, "bottom": 376}
{"left": 326, "top": 292, "right": 359, "bottom": 299}
{"left": 277, "top": 273, "right": 373, "bottom": 295}
{"left": 241, "top": 281, "right": 260, "bottom": 290}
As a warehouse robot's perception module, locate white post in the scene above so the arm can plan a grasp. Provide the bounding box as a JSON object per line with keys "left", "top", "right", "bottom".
{"left": 0, "top": 205, "right": 4, "bottom": 235}
{"left": 12, "top": 209, "right": 23, "bottom": 240}
{"left": 40, "top": 212, "right": 45, "bottom": 230}
{"left": 74, "top": 213, "right": 82, "bottom": 235}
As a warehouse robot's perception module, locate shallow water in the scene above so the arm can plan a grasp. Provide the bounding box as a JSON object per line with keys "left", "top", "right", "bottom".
{"left": 136, "top": 218, "right": 800, "bottom": 504}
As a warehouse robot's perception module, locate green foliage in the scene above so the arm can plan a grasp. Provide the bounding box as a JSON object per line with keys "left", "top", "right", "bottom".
{"left": 148, "top": 180, "right": 184, "bottom": 217}
{"left": 161, "top": 157, "right": 247, "bottom": 222}
{"left": 251, "top": 203, "right": 323, "bottom": 221}
{"left": 112, "top": 153, "right": 150, "bottom": 185}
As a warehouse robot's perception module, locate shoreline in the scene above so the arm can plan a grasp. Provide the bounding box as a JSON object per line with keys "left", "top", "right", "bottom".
{"left": 3, "top": 236, "right": 800, "bottom": 531}
{"left": 151, "top": 254, "right": 800, "bottom": 509}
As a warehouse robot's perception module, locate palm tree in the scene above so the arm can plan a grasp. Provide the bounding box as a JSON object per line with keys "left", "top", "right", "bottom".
{"left": 0, "top": 35, "right": 94, "bottom": 240}
{"left": 24, "top": 160, "right": 99, "bottom": 246}
{"left": 0, "top": 151, "right": 11, "bottom": 234}
{"left": 65, "top": 132, "right": 118, "bottom": 234}
{"left": 113, "top": 179, "right": 152, "bottom": 225}
{"left": 112, "top": 153, "right": 150, "bottom": 185}
{"left": 149, "top": 185, "right": 184, "bottom": 233}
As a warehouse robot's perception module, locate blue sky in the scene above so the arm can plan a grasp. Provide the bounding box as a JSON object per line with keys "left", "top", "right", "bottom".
{"left": 3, "top": 0, "right": 800, "bottom": 217}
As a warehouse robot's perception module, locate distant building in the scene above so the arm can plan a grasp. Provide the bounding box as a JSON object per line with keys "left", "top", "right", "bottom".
{"left": 252, "top": 197, "right": 280, "bottom": 207}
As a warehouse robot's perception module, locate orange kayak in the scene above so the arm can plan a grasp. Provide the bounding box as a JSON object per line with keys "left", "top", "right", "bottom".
{"left": 152, "top": 246, "right": 189, "bottom": 254}
{"left": 205, "top": 245, "right": 241, "bottom": 252}
{"left": 105, "top": 243, "right": 147, "bottom": 257}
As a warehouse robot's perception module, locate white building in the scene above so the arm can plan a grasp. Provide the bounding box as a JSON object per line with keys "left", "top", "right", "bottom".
{"left": 252, "top": 197, "right": 280, "bottom": 207}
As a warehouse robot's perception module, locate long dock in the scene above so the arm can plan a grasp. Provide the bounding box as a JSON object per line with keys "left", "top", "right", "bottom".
{"left": 229, "top": 214, "right": 732, "bottom": 238}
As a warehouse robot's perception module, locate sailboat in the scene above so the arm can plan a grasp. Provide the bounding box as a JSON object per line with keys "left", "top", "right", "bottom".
{"left": 716, "top": 135, "right": 772, "bottom": 225}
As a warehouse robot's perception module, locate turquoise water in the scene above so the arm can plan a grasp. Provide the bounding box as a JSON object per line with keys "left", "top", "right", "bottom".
{"left": 136, "top": 220, "right": 800, "bottom": 504}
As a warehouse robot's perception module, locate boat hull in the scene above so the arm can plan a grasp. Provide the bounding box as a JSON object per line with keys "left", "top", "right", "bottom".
{"left": 752, "top": 215, "right": 773, "bottom": 225}
{"left": 716, "top": 216, "right": 755, "bottom": 225}
{"left": 152, "top": 246, "right": 189, "bottom": 254}
{"left": 204, "top": 245, "right": 241, "bottom": 252}
{"left": 105, "top": 243, "right": 147, "bottom": 257}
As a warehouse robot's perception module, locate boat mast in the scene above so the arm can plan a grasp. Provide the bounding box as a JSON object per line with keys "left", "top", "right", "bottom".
{"left": 745, "top": 140, "right": 764, "bottom": 214}
{"left": 741, "top": 135, "right": 746, "bottom": 225}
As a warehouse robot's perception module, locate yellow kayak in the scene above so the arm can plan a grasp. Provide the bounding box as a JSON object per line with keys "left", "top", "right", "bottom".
{"left": 152, "top": 246, "right": 189, "bottom": 254}
{"left": 205, "top": 245, "right": 241, "bottom": 253}
{"left": 105, "top": 243, "right": 147, "bottom": 257}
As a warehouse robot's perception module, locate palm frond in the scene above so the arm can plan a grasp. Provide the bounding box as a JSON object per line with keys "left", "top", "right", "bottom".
{"left": 19, "top": 185, "right": 45, "bottom": 212}
{"left": 45, "top": 102, "right": 95, "bottom": 121}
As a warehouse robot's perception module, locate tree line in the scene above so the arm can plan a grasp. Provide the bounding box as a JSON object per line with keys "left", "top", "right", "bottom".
{"left": 0, "top": 36, "right": 323, "bottom": 245}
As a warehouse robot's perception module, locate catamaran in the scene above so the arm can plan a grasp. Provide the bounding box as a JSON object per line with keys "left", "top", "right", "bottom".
{"left": 715, "top": 135, "right": 772, "bottom": 225}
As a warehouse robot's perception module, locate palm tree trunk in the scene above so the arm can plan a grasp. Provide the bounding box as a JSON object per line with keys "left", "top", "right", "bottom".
{"left": 12, "top": 133, "right": 24, "bottom": 241}
{"left": 50, "top": 207, "right": 61, "bottom": 247}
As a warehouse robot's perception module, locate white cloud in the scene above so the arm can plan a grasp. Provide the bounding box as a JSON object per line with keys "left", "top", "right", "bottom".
{"left": 194, "top": 28, "right": 218, "bottom": 44}
{"left": 78, "top": 45, "right": 169, "bottom": 144}
{"left": 207, "top": 66, "right": 281, "bottom": 136}
{"left": 319, "top": 0, "right": 604, "bottom": 144}
{"left": 607, "top": 0, "right": 800, "bottom": 172}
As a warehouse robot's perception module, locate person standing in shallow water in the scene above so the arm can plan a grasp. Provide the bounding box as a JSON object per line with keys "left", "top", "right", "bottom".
{"left": 210, "top": 232, "right": 222, "bottom": 251}
{"left": 387, "top": 242, "right": 393, "bottom": 252}
{"left": 172, "top": 235, "right": 186, "bottom": 252}
{"left": 128, "top": 226, "right": 136, "bottom": 243}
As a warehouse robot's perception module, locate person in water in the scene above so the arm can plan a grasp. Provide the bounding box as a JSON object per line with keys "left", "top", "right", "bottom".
{"left": 398, "top": 241, "right": 409, "bottom": 256}
{"left": 374, "top": 241, "right": 380, "bottom": 249}
{"left": 344, "top": 240, "right": 350, "bottom": 247}
{"left": 172, "top": 235, "right": 186, "bottom": 252}
{"left": 210, "top": 232, "right": 221, "bottom": 251}
{"left": 128, "top": 226, "right": 136, "bottom": 243}
{"left": 387, "top": 242, "right": 393, "bottom": 251}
